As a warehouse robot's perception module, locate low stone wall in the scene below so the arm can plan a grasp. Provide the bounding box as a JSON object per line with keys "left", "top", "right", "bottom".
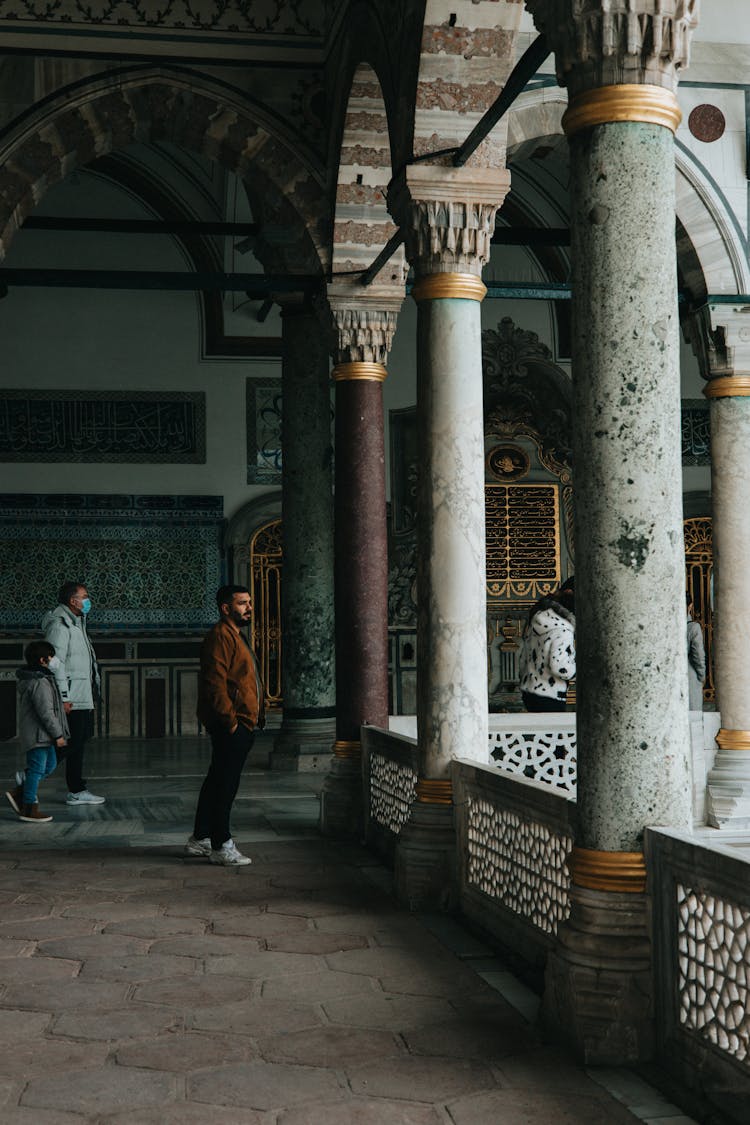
{"left": 362, "top": 725, "right": 418, "bottom": 866}
{"left": 452, "top": 759, "right": 577, "bottom": 970}
{"left": 647, "top": 826, "right": 750, "bottom": 1109}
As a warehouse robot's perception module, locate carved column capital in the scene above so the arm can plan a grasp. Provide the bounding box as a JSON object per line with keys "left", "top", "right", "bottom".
{"left": 525, "top": 0, "right": 700, "bottom": 97}
{"left": 683, "top": 302, "right": 750, "bottom": 382}
{"left": 388, "top": 165, "right": 511, "bottom": 280}
{"left": 326, "top": 286, "right": 403, "bottom": 367}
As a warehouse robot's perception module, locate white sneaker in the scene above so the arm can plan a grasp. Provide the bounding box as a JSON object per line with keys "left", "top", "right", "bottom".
{"left": 209, "top": 839, "right": 252, "bottom": 866}
{"left": 185, "top": 835, "right": 212, "bottom": 857}
{"left": 66, "top": 790, "right": 105, "bottom": 805}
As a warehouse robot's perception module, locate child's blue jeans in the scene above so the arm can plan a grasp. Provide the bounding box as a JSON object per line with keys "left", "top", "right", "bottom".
{"left": 23, "top": 747, "right": 57, "bottom": 805}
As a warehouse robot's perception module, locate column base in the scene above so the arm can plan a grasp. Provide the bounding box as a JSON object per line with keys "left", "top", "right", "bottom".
{"left": 270, "top": 715, "right": 335, "bottom": 772}
{"left": 319, "top": 753, "right": 363, "bottom": 839}
{"left": 541, "top": 884, "right": 653, "bottom": 1066}
{"left": 706, "top": 748, "right": 750, "bottom": 829}
{"left": 394, "top": 800, "right": 456, "bottom": 912}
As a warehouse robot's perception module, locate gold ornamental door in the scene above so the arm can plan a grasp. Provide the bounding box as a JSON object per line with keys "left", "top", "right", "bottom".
{"left": 684, "top": 517, "right": 714, "bottom": 704}
{"left": 249, "top": 519, "right": 282, "bottom": 709}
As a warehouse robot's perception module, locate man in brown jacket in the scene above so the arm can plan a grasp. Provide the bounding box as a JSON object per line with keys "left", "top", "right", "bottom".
{"left": 186, "top": 585, "right": 265, "bottom": 865}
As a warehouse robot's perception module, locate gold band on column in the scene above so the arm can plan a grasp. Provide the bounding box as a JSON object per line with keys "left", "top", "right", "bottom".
{"left": 333, "top": 739, "right": 362, "bottom": 760}
{"left": 703, "top": 375, "right": 750, "bottom": 399}
{"left": 715, "top": 728, "right": 750, "bottom": 750}
{"left": 568, "top": 846, "right": 647, "bottom": 893}
{"left": 415, "top": 778, "right": 453, "bottom": 805}
{"left": 562, "top": 84, "right": 682, "bottom": 137}
{"left": 331, "top": 362, "right": 388, "bottom": 383}
{"left": 412, "top": 273, "right": 487, "bottom": 304}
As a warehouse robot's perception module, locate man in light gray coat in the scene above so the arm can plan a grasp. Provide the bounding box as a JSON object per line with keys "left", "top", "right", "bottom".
{"left": 41, "top": 580, "right": 104, "bottom": 804}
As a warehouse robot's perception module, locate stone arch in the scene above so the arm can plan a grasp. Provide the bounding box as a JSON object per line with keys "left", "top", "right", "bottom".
{"left": 675, "top": 146, "right": 750, "bottom": 299}
{"left": 0, "top": 65, "right": 328, "bottom": 275}
{"left": 332, "top": 61, "right": 404, "bottom": 282}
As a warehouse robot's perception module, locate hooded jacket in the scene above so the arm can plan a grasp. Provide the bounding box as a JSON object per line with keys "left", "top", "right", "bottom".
{"left": 16, "top": 667, "right": 71, "bottom": 751}
{"left": 519, "top": 599, "right": 576, "bottom": 702}
{"left": 42, "top": 604, "right": 100, "bottom": 710}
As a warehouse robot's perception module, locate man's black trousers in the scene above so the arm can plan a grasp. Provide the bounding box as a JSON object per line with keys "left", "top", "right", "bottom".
{"left": 193, "top": 723, "right": 254, "bottom": 850}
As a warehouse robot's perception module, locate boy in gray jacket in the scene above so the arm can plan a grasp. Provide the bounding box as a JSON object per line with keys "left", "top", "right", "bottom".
{"left": 5, "top": 640, "right": 69, "bottom": 823}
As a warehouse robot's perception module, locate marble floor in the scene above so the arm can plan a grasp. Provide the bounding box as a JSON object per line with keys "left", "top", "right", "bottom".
{"left": 0, "top": 736, "right": 701, "bottom": 1123}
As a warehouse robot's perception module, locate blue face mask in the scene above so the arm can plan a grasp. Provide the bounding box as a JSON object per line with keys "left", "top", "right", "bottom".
{"left": 80, "top": 598, "right": 92, "bottom": 615}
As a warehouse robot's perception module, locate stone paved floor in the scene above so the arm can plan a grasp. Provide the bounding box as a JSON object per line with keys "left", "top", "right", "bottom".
{"left": 0, "top": 737, "right": 699, "bottom": 1123}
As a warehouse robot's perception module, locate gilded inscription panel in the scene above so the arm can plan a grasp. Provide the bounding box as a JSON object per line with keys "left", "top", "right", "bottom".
{"left": 486, "top": 483, "right": 561, "bottom": 600}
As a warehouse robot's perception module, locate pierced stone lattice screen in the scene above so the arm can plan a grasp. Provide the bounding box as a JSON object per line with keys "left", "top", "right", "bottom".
{"left": 467, "top": 797, "right": 572, "bottom": 935}
{"left": 370, "top": 753, "right": 418, "bottom": 835}
{"left": 677, "top": 882, "right": 750, "bottom": 1064}
{"left": 489, "top": 728, "right": 577, "bottom": 793}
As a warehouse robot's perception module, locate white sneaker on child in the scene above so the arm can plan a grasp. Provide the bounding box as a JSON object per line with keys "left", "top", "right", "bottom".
{"left": 209, "top": 839, "right": 252, "bottom": 866}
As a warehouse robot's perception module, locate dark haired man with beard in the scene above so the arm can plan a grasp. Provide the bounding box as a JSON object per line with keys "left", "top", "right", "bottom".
{"left": 185, "top": 585, "right": 265, "bottom": 866}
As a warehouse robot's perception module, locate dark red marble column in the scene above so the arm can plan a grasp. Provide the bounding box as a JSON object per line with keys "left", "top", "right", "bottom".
{"left": 334, "top": 371, "right": 389, "bottom": 740}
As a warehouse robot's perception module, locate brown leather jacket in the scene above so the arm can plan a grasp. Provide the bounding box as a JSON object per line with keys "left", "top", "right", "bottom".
{"left": 196, "top": 618, "right": 265, "bottom": 734}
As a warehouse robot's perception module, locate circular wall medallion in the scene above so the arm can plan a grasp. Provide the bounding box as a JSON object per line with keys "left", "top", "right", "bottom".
{"left": 487, "top": 445, "right": 530, "bottom": 482}
{"left": 688, "top": 104, "right": 726, "bottom": 143}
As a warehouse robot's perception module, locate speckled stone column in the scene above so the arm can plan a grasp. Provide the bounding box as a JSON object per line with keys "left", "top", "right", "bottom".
{"left": 525, "top": 0, "right": 699, "bottom": 1066}
{"left": 271, "top": 303, "right": 335, "bottom": 772}
{"left": 388, "top": 166, "right": 510, "bottom": 907}
{"left": 696, "top": 306, "right": 750, "bottom": 826}
{"left": 319, "top": 300, "right": 401, "bottom": 838}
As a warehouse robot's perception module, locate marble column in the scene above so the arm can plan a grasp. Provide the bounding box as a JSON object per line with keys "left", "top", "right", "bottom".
{"left": 271, "top": 300, "right": 336, "bottom": 771}
{"left": 388, "top": 166, "right": 510, "bottom": 907}
{"left": 319, "top": 298, "right": 401, "bottom": 837}
{"left": 524, "top": 0, "right": 699, "bottom": 1065}
{"left": 688, "top": 303, "right": 750, "bottom": 826}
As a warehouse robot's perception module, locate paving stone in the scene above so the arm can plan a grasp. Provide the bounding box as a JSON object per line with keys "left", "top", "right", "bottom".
{"left": 327, "top": 946, "right": 458, "bottom": 978}
{"left": 379, "top": 970, "right": 492, "bottom": 999}
{"left": 323, "top": 993, "right": 456, "bottom": 1031}
{"left": 446, "top": 1089, "right": 641, "bottom": 1124}
{"left": 4, "top": 957, "right": 80, "bottom": 982}
{"left": 104, "top": 915, "right": 208, "bottom": 938}
{"left": 0, "top": 1008, "right": 51, "bottom": 1040}
{"left": 277, "top": 1099, "right": 444, "bottom": 1125}
{"left": 115, "top": 1030, "right": 257, "bottom": 1071}
{"left": 347, "top": 1055, "right": 497, "bottom": 1102}
{"left": 404, "top": 1015, "right": 537, "bottom": 1060}
{"left": 37, "top": 933, "right": 150, "bottom": 959}
{"left": 104, "top": 1105, "right": 264, "bottom": 1125}
{"left": 211, "top": 912, "right": 310, "bottom": 938}
{"left": 314, "top": 913, "right": 412, "bottom": 935}
{"left": 0, "top": 904, "right": 53, "bottom": 924}
{"left": 192, "top": 998, "right": 322, "bottom": 1037}
{"left": 265, "top": 931, "right": 368, "bottom": 954}
{"left": 259, "top": 1025, "right": 400, "bottom": 1068}
{"left": 188, "top": 1059, "right": 343, "bottom": 1110}
{"left": 0, "top": 938, "right": 35, "bottom": 958}
{"left": 0, "top": 1108, "right": 83, "bottom": 1123}
{"left": 52, "top": 1004, "right": 183, "bottom": 1041}
{"left": 61, "top": 901, "right": 162, "bottom": 921}
{"left": 79, "top": 953, "right": 201, "bottom": 982}
{"left": 133, "top": 974, "right": 254, "bottom": 1008}
{"left": 266, "top": 898, "right": 376, "bottom": 918}
{"left": 21, "top": 1064, "right": 175, "bottom": 1113}
{"left": 0, "top": 917, "right": 95, "bottom": 941}
{"left": 81, "top": 877, "right": 176, "bottom": 894}
{"left": 371, "top": 925, "right": 447, "bottom": 951}
{"left": 260, "top": 968, "right": 378, "bottom": 1002}
{"left": 150, "top": 934, "right": 262, "bottom": 958}
{"left": 0, "top": 1037, "right": 109, "bottom": 1075}
{"left": 0, "top": 978, "right": 127, "bottom": 1011}
{"left": 495, "top": 1047, "right": 617, "bottom": 1093}
{"left": 204, "top": 950, "right": 326, "bottom": 979}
